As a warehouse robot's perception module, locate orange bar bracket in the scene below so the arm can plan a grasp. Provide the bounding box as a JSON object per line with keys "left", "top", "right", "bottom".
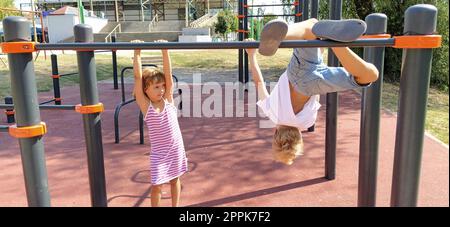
{"left": 393, "top": 35, "right": 442, "bottom": 49}
{"left": 1, "top": 42, "right": 36, "bottom": 54}
{"left": 75, "top": 103, "right": 104, "bottom": 114}
{"left": 295, "top": 13, "right": 302, "bottom": 17}
{"left": 237, "top": 15, "right": 245, "bottom": 19}
{"left": 9, "top": 122, "right": 47, "bottom": 138}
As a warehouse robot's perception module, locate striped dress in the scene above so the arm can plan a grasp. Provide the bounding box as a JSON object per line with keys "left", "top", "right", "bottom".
{"left": 144, "top": 100, "right": 188, "bottom": 185}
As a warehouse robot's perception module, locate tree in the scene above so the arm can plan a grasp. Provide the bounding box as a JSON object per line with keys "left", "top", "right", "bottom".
{"left": 319, "top": 0, "right": 448, "bottom": 91}
{"left": 214, "top": 10, "right": 238, "bottom": 41}
{"left": 0, "top": 0, "right": 19, "bottom": 20}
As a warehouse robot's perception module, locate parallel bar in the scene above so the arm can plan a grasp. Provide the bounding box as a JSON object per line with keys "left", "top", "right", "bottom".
{"left": 0, "top": 104, "right": 75, "bottom": 110}
{"left": 0, "top": 125, "right": 9, "bottom": 132}
{"left": 247, "top": 4, "right": 294, "bottom": 7}
{"left": 35, "top": 39, "right": 394, "bottom": 51}
{"left": 358, "top": 13, "right": 387, "bottom": 207}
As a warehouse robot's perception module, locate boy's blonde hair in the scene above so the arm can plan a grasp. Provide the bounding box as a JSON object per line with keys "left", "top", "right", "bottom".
{"left": 272, "top": 125, "right": 304, "bottom": 165}
{"left": 141, "top": 67, "right": 165, "bottom": 98}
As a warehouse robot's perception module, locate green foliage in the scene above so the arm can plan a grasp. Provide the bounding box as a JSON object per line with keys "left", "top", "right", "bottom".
{"left": 214, "top": 10, "right": 238, "bottom": 41}
{"left": 319, "top": 0, "right": 449, "bottom": 91}
{"left": 0, "top": 0, "right": 19, "bottom": 20}
{"left": 262, "top": 14, "right": 278, "bottom": 25}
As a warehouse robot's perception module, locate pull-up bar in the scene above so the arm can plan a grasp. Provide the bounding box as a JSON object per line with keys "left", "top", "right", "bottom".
{"left": 2, "top": 36, "right": 441, "bottom": 53}
{"left": 31, "top": 39, "right": 395, "bottom": 51}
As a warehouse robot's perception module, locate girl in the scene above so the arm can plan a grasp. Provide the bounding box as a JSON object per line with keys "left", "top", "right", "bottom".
{"left": 132, "top": 40, "right": 188, "bottom": 207}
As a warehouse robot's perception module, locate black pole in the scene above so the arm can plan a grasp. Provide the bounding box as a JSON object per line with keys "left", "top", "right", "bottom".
{"left": 51, "top": 54, "right": 61, "bottom": 105}
{"left": 325, "top": 0, "right": 341, "bottom": 180}
{"left": 311, "top": 0, "right": 319, "bottom": 19}
{"left": 391, "top": 4, "right": 438, "bottom": 207}
{"left": 112, "top": 35, "right": 118, "bottom": 90}
{"left": 295, "top": 0, "right": 302, "bottom": 22}
{"left": 3, "top": 16, "right": 51, "bottom": 207}
{"left": 358, "top": 13, "right": 387, "bottom": 207}
{"left": 238, "top": 0, "right": 244, "bottom": 84}
{"left": 302, "top": 0, "right": 310, "bottom": 21}
{"left": 74, "top": 24, "right": 108, "bottom": 207}
{"left": 243, "top": 0, "right": 249, "bottom": 87}
{"left": 5, "top": 96, "right": 15, "bottom": 123}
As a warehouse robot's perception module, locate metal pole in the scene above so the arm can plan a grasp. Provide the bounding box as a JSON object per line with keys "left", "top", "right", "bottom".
{"left": 358, "top": 13, "right": 387, "bottom": 207}
{"left": 112, "top": 35, "right": 118, "bottom": 90}
{"left": 244, "top": 0, "right": 249, "bottom": 87}
{"left": 51, "top": 54, "right": 62, "bottom": 105}
{"left": 311, "top": 0, "right": 319, "bottom": 19}
{"left": 3, "top": 16, "right": 51, "bottom": 207}
{"left": 238, "top": 0, "right": 244, "bottom": 84}
{"left": 35, "top": 39, "right": 395, "bottom": 50}
{"left": 295, "top": 0, "right": 301, "bottom": 22}
{"left": 5, "top": 96, "right": 15, "bottom": 123}
{"left": 391, "top": 4, "right": 438, "bottom": 207}
{"left": 325, "top": 0, "right": 341, "bottom": 180}
{"left": 74, "top": 24, "right": 108, "bottom": 207}
{"left": 302, "top": 0, "right": 310, "bottom": 21}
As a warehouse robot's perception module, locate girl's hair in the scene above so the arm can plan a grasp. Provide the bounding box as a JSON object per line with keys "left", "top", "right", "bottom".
{"left": 141, "top": 67, "right": 165, "bottom": 98}
{"left": 272, "top": 125, "right": 304, "bottom": 165}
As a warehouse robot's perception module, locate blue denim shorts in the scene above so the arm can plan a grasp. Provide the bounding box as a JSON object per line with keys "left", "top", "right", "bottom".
{"left": 286, "top": 48, "right": 370, "bottom": 96}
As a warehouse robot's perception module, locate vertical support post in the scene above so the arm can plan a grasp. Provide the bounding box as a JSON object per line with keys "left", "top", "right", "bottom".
{"left": 325, "top": 0, "right": 341, "bottom": 180}
{"left": 358, "top": 13, "right": 387, "bottom": 207}
{"left": 139, "top": 111, "right": 144, "bottom": 144}
{"left": 311, "top": 0, "right": 319, "bottom": 19}
{"left": 302, "top": 0, "right": 310, "bottom": 21}
{"left": 243, "top": 0, "right": 249, "bottom": 88}
{"left": 5, "top": 96, "right": 15, "bottom": 123}
{"left": 51, "top": 54, "right": 61, "bottom": 105}
{"left": 112, "top": 35, "right": 118, "bottom": 90}
{"left": 74, "top": 24, "right": 108, "bottom": 207}
{"left": 391, "top": 4, "right": 438, "bottom": 207}
{"left": 238, "top": 0, "right": 244, "bottom": 88}
{"left": 3, "top": 16, "right": 51, "bottom": 207}
{"left": 295, "top": 0, "right": 301, "bottom": 22}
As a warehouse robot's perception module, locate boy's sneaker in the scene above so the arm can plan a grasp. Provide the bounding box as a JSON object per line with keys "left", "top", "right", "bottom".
{"left": 258, "top": 19, "right": 288, "bottom": 56}
{"left": 312, "top": 19, "right": 367, "bottom": 42}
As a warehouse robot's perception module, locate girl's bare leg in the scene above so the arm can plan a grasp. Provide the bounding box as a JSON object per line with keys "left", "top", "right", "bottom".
{"left": 285, "top": 18, "right": 319, "bottom": 41}
{"left": 151, "top": 184, "right": 162, "bottom": 207}
{"left": 170, "top": 177, "right": 181, "bottom": 207}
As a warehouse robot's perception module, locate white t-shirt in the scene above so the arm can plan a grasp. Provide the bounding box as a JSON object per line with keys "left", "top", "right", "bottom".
{"left": 257, "top": 72, "right": 321, "bottom": 130}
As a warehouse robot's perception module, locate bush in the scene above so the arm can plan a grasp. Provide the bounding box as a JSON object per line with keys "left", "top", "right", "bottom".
{"left": 319, "top": 0, "right": 449, "bottom": 91}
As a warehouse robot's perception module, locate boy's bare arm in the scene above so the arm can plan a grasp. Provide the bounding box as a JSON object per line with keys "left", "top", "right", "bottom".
{"left": 132, "top": 41, "right": 150, "bottom": 114}
{"left": 246, "top": 49, "right": 269, "bottom": 101}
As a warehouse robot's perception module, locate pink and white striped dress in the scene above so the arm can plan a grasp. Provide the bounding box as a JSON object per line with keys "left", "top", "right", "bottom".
{"left": 144, "top": 100, "right": 188, "bottom": 185}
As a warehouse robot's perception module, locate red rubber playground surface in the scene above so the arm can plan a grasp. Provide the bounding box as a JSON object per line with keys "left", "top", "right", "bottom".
{"left": 0, "top": 82, "right": 448, "bottom": 207}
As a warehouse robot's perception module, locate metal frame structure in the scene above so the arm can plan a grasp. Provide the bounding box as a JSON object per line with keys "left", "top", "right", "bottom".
{"left": 0, "top": 3, "right": 441, "bottom": 207}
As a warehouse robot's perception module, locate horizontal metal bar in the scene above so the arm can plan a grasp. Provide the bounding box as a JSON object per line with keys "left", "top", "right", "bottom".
{"left": 0, "top": 125, "right": 9, "bottom": 132}
{"left": 60, "top": 72, "right": 78, "bottom": 77}
{"left": 35, "top": 39, "right": 395, "bottom": 51}
{"left": 247, "top": 14, "right": 297, "bottom": 17}
{"left": 39, "top": 99, "right": 55, "bottom": 105}
{"left": 0, "top": 104, "right": 76, "bottom": 110}
{"left": 247, "top": 4, "right": 294, "bottom": 7}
